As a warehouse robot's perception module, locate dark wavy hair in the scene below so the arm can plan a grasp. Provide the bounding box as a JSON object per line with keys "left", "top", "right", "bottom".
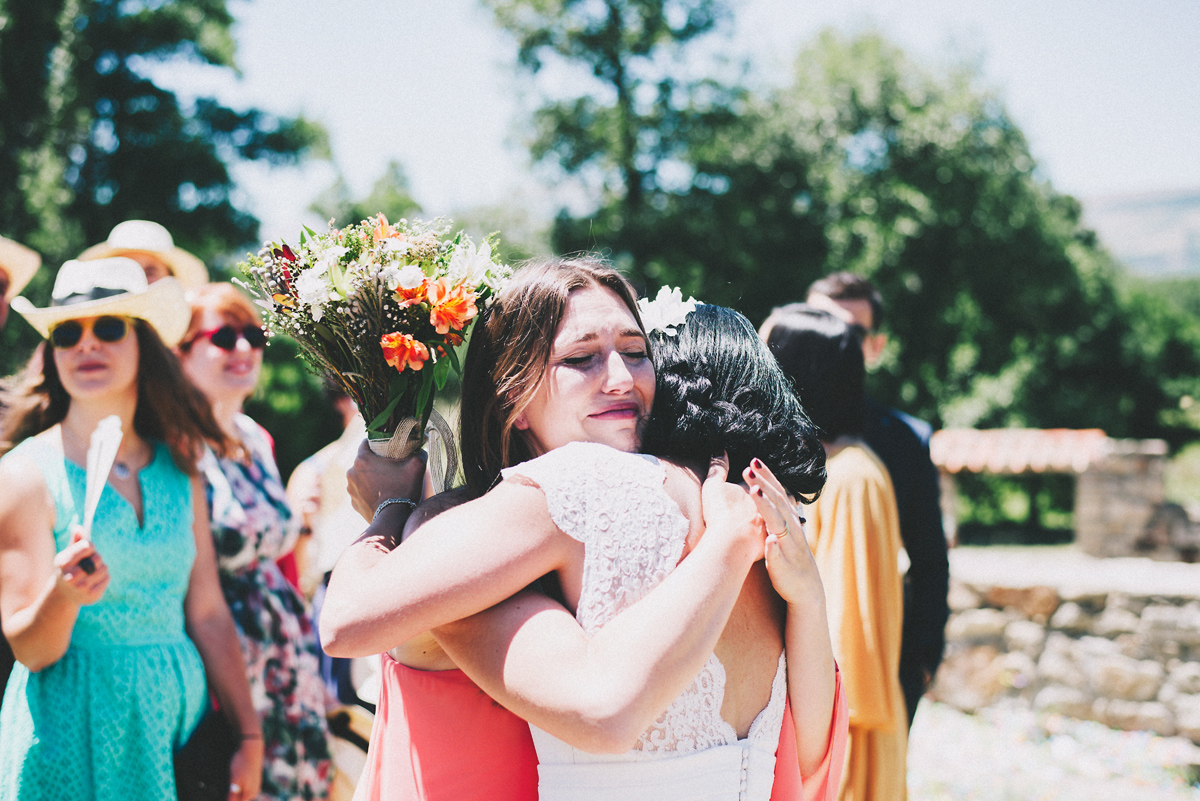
{"left": 640, "top": 304, "right": 826, "bottom": 503}
{"left": 0, "top": 319, "right": 231, "bottom": 471}
{"left": 760, "top": 304, "right": 866, "bottom": 441}
{"left": 458, "top": 255, "right": 646, "bottom": 497}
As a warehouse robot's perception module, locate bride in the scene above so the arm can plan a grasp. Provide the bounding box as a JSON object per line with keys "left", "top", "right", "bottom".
{"left": 322, "top": 259, "right": 847, "bottom": 800}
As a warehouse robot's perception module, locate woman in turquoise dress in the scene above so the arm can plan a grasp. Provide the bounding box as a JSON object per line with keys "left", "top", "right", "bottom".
{"left": 0, "top": 258, "right": 263, "bottom": 800}
{"left": 178, "top": 283, "right": 332, "bottom": 800}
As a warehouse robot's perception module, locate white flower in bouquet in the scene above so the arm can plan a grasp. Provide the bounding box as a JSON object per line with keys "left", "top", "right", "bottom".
{"left": 295, "top": 266, "right": 332, "bottom": 321}
{"left": 380, "top": 262, "right": 426, "bottom": 293}
{"left": 448, "top": 240, "right": 497, "bottom": 288}
{"left": 638, "top": 285, "right": 698, "bottom": 337}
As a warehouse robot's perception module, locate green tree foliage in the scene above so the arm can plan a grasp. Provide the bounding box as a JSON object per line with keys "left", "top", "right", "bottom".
{"left": 0, "top": 0, "right": 341, "bottom": 483}
{"left": 0, "top": 0, "right": 325, "bottom": 377}
{"left": 484, "top": 0, "right": 740, "bottom": 263}
{"left": 310, "top": 160, "right": 422, "bottom": 229}
{"left": 493, "top": 9, "right": 1200, "bottom": 445}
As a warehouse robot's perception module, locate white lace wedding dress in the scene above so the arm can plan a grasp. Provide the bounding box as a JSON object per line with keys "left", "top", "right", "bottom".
{"left": 503, "top": 442, "right": 788, "bottom": 801}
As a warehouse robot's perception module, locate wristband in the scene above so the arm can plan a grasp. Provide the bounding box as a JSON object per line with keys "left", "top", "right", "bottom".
{"left": 373, "top": 497, "right": 417, "bottom": 522}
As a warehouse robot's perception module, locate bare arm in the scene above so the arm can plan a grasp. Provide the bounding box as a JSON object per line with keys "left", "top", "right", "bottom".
{"left": 182, "top": 477, "right": 263, "bottom": 801}
{"left": 431, "top": 460, "right": 769, "bottom": 753}
{"left": 321, "top": 473, "right": 579, "bottom": 657}
{"left": 0, "top": 453, "right": 111, "bottom": 672}
{"left": 747, "top": 461, "right": 838, "bottom": 778}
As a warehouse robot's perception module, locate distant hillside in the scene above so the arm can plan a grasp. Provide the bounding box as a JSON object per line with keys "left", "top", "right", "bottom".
{"left": 1083, "top": 189, "right": 1200, "bottom": 277}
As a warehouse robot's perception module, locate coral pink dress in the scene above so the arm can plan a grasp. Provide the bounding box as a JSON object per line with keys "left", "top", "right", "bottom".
{"left": 355, "top": 655, "right": 539, "bottom": 801}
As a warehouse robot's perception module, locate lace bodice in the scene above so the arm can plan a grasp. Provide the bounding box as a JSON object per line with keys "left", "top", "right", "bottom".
{"left": 502, "top": 442, "right": 787, "bottom": 781}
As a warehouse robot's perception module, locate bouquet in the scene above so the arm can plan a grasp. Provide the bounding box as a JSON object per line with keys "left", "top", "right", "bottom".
{"left": 239, "top": 215, "right": 510, "bottom": 464}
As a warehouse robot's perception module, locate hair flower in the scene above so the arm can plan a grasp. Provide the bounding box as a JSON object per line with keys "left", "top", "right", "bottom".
{"left": 638, "top": 286, "right": 698, "bottom": 337}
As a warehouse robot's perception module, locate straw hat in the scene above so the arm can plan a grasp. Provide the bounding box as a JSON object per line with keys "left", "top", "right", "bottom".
{"left": 11, "top": 258, "right": 190, "bottom": 347}
{"left": 0, "top": 236, "right": 41, "bottom": 301}
{"left": 79, "top": 220, "right": 208, "bottom": 288}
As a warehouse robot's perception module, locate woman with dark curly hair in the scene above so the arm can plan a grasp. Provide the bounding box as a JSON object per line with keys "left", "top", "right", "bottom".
{"left": 324, "top": 260, "right": 847, "bottom": 801}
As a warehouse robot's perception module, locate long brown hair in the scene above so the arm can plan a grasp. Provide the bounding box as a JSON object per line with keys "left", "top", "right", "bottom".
{"left": 0, "top": 320, "right": 230, "bottom": 471}
{"left": 458, "top": 255, "right": 646, "bottom": 497}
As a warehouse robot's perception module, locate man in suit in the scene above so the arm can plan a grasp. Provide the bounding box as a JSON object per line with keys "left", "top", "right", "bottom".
{"left": 805, "top": 272, "right": 950, "bottom": 727}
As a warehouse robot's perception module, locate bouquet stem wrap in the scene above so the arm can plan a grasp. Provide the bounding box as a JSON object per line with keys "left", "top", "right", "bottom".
{"left": 367, "top": 409, "right": 459, "bottom": 495}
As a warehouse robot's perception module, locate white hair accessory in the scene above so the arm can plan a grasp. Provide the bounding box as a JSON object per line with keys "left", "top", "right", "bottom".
{"left": 637, "top": 286, "right": 698, "bottom": 337}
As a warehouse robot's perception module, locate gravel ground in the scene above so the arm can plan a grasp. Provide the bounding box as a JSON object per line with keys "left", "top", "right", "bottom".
{"left": 908, "top": 700, "right": 1200, "bottom": 800}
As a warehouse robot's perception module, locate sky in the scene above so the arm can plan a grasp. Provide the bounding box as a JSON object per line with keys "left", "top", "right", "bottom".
{"left": 155, "top": 0, "right": 1200, "bottom": 243}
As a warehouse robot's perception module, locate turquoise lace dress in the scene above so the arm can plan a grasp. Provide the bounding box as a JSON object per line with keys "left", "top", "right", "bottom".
{"left": 0, "top": 435, "right": 208, "bottom": 801}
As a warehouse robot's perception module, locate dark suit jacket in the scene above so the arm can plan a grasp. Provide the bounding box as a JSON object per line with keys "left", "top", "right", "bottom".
{"left": 862, "top": 397, "right": 949, "bottom": 689}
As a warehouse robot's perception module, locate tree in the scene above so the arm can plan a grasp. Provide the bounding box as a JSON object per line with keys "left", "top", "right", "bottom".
{"left": 765, "top": 31, "right": 1199, "bottom": 444}
{"left": 1, "top": 0, "right": 325, "bottom": 376}
{"left": 485, "top": 0, "right": 738, "bottom": 266}
{"left": 500, "top": 17, "right": 1200, "bottom": 445}
{"left": 310, "top": 160, "right": 422, "bottom": 229}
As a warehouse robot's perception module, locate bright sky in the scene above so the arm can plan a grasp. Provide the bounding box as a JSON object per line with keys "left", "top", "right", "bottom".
{"left": 159, "top": 0, "right": 1200, "bottom": 243}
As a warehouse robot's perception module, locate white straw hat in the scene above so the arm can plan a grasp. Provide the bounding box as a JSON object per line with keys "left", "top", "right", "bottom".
{"left": 0, "top": 236, "right": 41, "bottom": 301}
{"left": 11, "top": 257, "right": 190, "bottom": 347}
{"left": 79, "top": 220, "right": 208, "bottom": 288}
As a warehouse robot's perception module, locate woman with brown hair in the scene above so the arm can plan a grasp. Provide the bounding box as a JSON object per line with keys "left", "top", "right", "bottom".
{"left": 177, "top": 283, "right": 332, "bottom": 801}
{"left": 0, "top": 258, "right": 262, "bottom": 800}
{"left": 323, "top": 258, "right": 847, "bottom": 801}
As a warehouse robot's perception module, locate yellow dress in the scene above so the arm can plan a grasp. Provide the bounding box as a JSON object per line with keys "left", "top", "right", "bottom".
{"left": 805, "top": 440, "right": 907, "bottom": 801}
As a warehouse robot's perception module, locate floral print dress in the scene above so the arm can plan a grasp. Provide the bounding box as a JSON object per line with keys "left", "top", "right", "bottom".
{"left": 200, "top": 414, "right": 332, "bottom": 800}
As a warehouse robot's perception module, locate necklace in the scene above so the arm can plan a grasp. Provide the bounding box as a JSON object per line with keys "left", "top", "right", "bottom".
{"left": 61, "top": 423, "right": 145, "bottom": 479}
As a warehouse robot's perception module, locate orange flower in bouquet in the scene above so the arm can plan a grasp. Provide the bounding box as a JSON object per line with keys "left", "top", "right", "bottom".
{"left": 381, "top": 332, "right": 430, "bottom": 372}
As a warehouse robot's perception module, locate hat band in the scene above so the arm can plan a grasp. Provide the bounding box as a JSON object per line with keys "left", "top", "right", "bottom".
{"left": 51, "top": 286, "right": 129, "bottom": 307}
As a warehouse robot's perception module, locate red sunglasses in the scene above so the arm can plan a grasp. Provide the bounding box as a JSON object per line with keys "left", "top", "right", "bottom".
{"left": 190, "top": 324, "right": 267, "bottom": 351}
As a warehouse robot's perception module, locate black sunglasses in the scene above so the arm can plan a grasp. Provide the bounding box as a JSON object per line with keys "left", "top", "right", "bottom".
{"left": 193, "top": 324, "right": 267, "bottom": 351}
{"left": 50, "top": 316, "right": 130, "bottom": 349}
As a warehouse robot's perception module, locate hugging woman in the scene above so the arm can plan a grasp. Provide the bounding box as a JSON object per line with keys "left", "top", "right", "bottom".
{"left": 322, "top": 258, "right": 848, "bottom": 800}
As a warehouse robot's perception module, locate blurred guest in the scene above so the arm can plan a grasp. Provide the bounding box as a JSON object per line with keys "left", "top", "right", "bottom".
{"left": 286, "top": 390, "right": 364, "bottom": 602}
{"left": 762, "top": 305, "right": 907, "bottom": 801}
{"left": 177, "top": 283, "right": 332, "bottom": 800}
{"left": 284, "top": 391, "right": 377, "bottom": 713}
{"left": 80, "top": 220, "right": 209, "bottom": 287}
{"left": 0, "top": 235, "right": 40, "bottom": 330}
{"left": 0, "top": 235, "right": 41, "bottom": 695}
{"left": 800, "top": 272, "right": 949, "bottom": 726}
{"left": 0, "top": 258, "right": 262, "bottom": 799}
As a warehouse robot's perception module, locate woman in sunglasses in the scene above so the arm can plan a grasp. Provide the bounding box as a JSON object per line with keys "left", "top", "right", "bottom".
{"left": 0, "top": 258, "right": 263, "bottom": 800}
{"left": 177, "top": 283, "right": 332, "bottom": 801}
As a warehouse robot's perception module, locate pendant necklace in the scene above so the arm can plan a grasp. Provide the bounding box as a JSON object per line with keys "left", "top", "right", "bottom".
{"left": 112, "top": 462, "right": 132, "bottom": 480}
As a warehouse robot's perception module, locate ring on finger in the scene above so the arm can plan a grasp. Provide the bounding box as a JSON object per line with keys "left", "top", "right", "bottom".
{"left": 773, "top": 520, "right": 790, "bottom": 539}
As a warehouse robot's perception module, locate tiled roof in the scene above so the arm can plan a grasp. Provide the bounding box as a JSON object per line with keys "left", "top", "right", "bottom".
{"left": 930, "top": 428, "right": 1110, "bottom": 475}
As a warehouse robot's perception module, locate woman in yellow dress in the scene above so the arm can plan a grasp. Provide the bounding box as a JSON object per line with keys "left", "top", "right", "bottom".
{"left": 762, "top": 305, "right": 907, "bottom": 801}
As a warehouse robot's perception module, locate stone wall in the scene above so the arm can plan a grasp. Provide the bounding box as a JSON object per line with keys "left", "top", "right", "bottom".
{"left": 931, "top": 554, "right": 1200, "bottom": 742}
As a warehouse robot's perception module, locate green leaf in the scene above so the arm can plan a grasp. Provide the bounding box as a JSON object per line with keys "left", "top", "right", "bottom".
{"left": 444, "top": 342, "right": 463, "bottom": 374}
{"left": 368, "top": 390, "right": 405, "bottom": 431}
{"left": 433, "top": 355, "right": 452, "bottom": 391}
{"left": 414, "top": 368, "right": 435, "bottom": 420}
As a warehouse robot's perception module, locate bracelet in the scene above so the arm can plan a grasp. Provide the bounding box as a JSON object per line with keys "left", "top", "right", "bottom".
{"left": 241, "top": 732, "right": 263, "bottom": 741}
{"left": 373, "top": 497, "right": 417, "bottom": 522}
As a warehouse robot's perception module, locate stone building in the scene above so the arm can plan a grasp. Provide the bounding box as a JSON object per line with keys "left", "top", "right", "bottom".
{"left": 930, "top": 428, "right": 1197, "bottom": 560}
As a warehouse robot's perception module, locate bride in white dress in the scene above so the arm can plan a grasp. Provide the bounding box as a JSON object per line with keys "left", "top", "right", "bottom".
{"left": 324, "top": 264, "right": 846, "bottom": 800}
